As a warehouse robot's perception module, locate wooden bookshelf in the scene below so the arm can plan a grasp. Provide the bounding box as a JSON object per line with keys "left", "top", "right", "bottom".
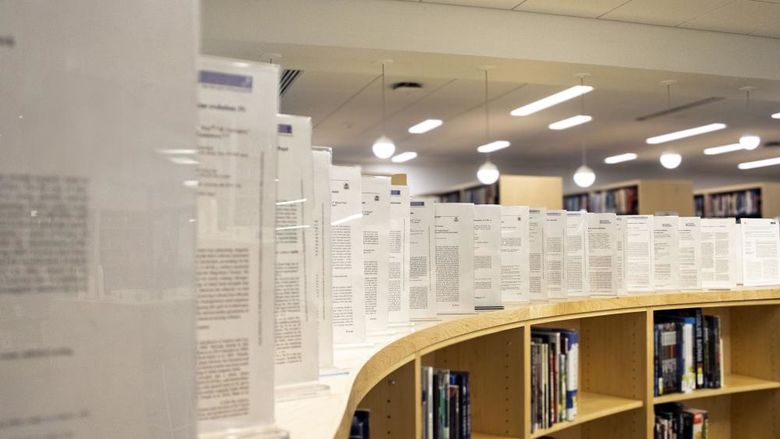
{"left": 564, "top": 179, "right": 694, "bottom": 216}
{"left": 315, "top": 289, "right": 780, "bottom": 439}
{"left": 694, "top": 182, "right": 780, "bottom": 219}
{"left": 422, "top": 175, "right": 563, "bottom": 209}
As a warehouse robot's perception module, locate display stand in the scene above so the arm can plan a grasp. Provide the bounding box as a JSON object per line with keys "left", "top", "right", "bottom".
{"left": 275, "top": 381, "right": 331, "bottom": 402}
{"left": 199, "top": 425, "right": 289, "bottom": 439}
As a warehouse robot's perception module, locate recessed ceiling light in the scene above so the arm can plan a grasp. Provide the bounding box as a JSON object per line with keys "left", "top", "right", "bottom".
{"left": 476, "top": 140, "right": 510, "bottom": 153}
{"left": 738, "top": 156, "right": 780, "bottom": 170}
{"left": 548, "top": 115, "right": 592, "bottom": 130}
{"left": 391, "top": 152, "right": 418, "bottom": 163}
{"left": 772, "top": 112, "right": 780, "bottom": 119}
{"left": 604, "top": 153, "right": 637, "bottom": 164}
{"left": 703, "top": 143, "right": 744, "bottom": 156}
{"left": 645, "top": 123, "right": 726, "bottom": 144}
{"left": 408, "top": 119, "right": 442, "bottom": 134}
{"left": 510, "top": 85, "right": 594, "bottom": 117}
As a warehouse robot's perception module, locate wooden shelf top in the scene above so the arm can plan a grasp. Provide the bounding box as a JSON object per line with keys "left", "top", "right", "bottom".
{"left": 530, "top": 391, "right": 643, "bottom": 438}
{"left": 653, "top": 374, "right": 780, "bottom": 404}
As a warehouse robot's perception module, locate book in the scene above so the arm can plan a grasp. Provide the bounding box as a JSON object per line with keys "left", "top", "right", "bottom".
{"left": 350, "top": 409, "right": 370, "bottom": 439}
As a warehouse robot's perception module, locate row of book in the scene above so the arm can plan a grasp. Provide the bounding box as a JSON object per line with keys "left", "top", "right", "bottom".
{"left": 564, "top": 186, "right": 640, "bottom": 215}
{"left": 563, "top": 193, "right": 590, "bottom": 212}
{"left": 530, "top": 328, "right": 579, "bottom": 433}
{"left": 437, "top": 184, "right": 500, "bottom": 205}
{"left": 701, "top": 188, "right": 762, "bottom": 218}
{"left": 655, "top": 403, "right": 709, "bottom": 439}
{"left": 421, "top": 367, "right": 471, "bottom": 439}
{"left": 654, "top": 309, "right": 722, "bottom": 397}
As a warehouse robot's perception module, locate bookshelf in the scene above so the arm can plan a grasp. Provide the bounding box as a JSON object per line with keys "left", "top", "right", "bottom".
{"left": 423, "top": 175, "right": 563, "bottom": 209}
{"left": 292, "top": 289, "right": 780, "bottom": 439}
{"left": 564, "top": 179, "right": 694, "bottom": 216}
{"left": 694, "top": 182, "right": 780, "bottom": 219}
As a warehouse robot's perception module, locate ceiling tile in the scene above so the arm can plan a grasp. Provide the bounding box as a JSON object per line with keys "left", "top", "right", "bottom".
{"left": 603, "top": 0, "right": 734, "bottom": 26}
{"left": 424, "top": 0, "right": 523, "bottom": 9}
{"left": 514, "top": 0, "right": 631, "bottom": 18}
{"left": 679, "top": 0, "right": 780, "bottom": 35}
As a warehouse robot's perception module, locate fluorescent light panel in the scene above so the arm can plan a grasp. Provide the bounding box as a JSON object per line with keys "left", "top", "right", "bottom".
{"left": 646, "top": 123, "right": 726, "bottom": 144}
{"left": 391, "top": 152, "right": 418, "bottom": 163}
{"left": 703, "top": 143, "right": 744, "bottom": 156}
{"left": 510, "top": 85, "right": 593, "bottom": 117}
{"left": 408, "top": 119, "right": 442, "bottom": 134}
{"left": 604, "top": 153, "right": 637, "bottom": 164}
{"left": 476, "top": 140, "right": 510, "bottom": 153}
{"left": 772, "top": 112, "right": 780, "bottom": 119}
{"left": 548, "top": 114, "right": 592, "bottom": 130}
{"left": 738, "top": 156, "right": 780, "bottom": 170}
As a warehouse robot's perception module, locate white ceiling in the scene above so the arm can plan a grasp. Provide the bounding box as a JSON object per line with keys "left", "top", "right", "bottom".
{"left": 392, "top": 0, "right": 780, "bottom": 38}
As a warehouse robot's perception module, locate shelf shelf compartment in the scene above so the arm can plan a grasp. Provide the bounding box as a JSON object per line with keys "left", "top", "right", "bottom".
{"left": 654, "top": 374, "right": 780, "bottom": 404}
{"left": 530, "top": 391, "right": 643, "bottom": 438}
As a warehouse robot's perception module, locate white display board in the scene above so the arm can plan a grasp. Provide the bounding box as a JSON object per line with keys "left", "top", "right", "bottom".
{"left": 434, "top": 203, "right": 475, "bottom": 314}
{"left": 678, "top": 217, "right": 702, "bottom": 291}
{"left": 528, "top": 208, "right": 547, "bottom": 302}
{"left": 615, "top": 216, "right": 627, "bottom": 295}
{"left": 565, "top": 211, "right": 588, "bottom": 298}
{"left": 311, "top": 148, "right": 334, "bottom": 367}
{"left": 330, "top": 166, "right": 366, "bottom": 343}
{"left": 196, "top": 57, "right": 280, "bottom": 436}
{"left": 500, "top": 206, "right": 530, "bottom": 303}
{"left": 544, "top": 210, "right": 567, "bottom": 300}
{"left": 653, "top": 216, "right": 679, "bottom": 291}
{"left": 409, "top": 200, "right": 437, "bottom": 320}
{"left": 388, "top": 185, "right": 411, "bottom": 323}
{"left": 740, "top": 218, "right": 780, "bottom": 287}
{"left": 361, "top": 176, "right": 391, "bottom": 333}
{"left": 473, "top": 205, "right": 503, "bottom": 310}
{"left": 586, "top": 213, "right": 618, "bottom": 297}
{"left": 624, "top": 215, "right": 655, "bottom": 293}
{"left": 0, "top": 3, "right": 198, "bottom": 437}
{"left": 274, "top": 115, "right": 318, "bottom": 387}
{"left": 701, "top": 218, "right": 737, "bottom": 290}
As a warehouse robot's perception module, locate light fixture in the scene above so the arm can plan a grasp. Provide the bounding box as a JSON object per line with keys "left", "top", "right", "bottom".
{"left": 408, "top": 119, "right": 442, "bottom": 134}
{"left": 573, "top": 165, "right": 596, "bottom": 188}
{"left": 646, "top": 123, "right": 726, "bottom": 144}
{"left": 372, "top": 60, "right": 395, "bottom": 159}
{"left": 737, "top": 87, "right": 761, "bottom": 151}
{"left": 703, "top": 143, "right": 745, "bottom": 155}
{"left": 391, "top": 152, "right": 417, "bottom": 163}
{"left": 738, "top": 156, "right": 780, "bottom": 170}
{"left": 510, "top": 85, "right": 593, "bottom": 116}
{"left": 477, "top": 160, "right": 500, "bottom": 185}
{"left": 549, "top": 115, "right": 592, "bottom": 130}
{"left": 659, "top": 152, "right": 682, "bottom": 169}
{"left": 604, "top": 153, "right": 637, "bottom": 164}
{"left": 477, "top": 140, "right": 510, "bottom": 153}
{"left": 772, "top": 112, "right": 780, "bottom": 119}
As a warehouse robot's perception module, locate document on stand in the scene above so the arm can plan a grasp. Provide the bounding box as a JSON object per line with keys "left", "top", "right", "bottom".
{"left": 361, "top": 176, "right": 391, "bottom": 333}
{"left": 678, "top": 217, "right": 702, "bottom": 291}
{"left": 740, "top": 218, "right": 780, "bottom": 287}
{"left": 586, "top": 213, "right": 617, "bottom": 297}
{"left": 434, "top": 203, "right": 475, "bottom": 314}
{"left": 701, "top": 218, "right": 737, "bottom": 289}
{"left": 529, "top": 208, "right": 547, "bottom": 302}
{"left": 624, "top": 215, "right": 654, "bottom": 293}
{"left": 474, "top": 205, "right": 503, "bottom": 309}
{"left": 311, "top": 147, "right": 333, "bottom": 367}
{"left": 565, "top": 211, "right": 588, "bottom": 298}
{"left": 388, "top": 186, "right": 411, "bottom": 323}
{"left": 501, "top": 206, "right": 530, "bottom": 303}
{"left": 615, "top": 216, "right": 626, "bottom": 295}
{"left": 653, "top": 216, "right": 679, "bottom": 291}
{"left": 544, "top": 210, "right": 567, "bottom": 300}
{"left": 410, "top": 200, "right": 437, "bottom": 320}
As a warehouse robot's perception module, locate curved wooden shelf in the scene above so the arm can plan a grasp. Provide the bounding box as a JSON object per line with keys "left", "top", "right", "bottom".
{"left": 275, "top": 288, "right": 780, "bottom": 438}
{"left": 653, "top": 374, "right": 780, "bottom": 404}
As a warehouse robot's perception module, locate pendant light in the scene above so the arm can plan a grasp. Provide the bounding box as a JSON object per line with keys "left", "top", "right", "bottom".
{"left": 656, "top": 81, "right": 683, "bottom": 169}
{"left": 372, "top": 61, "right": 396, "bottom": 159}
{"left": 660, "top": 152, "right": 682, "bottom": 169}
{"left": 476, "top": 67, "right": 507, "bottom": 185}
{"left": 738, "top": 86, "right": 761, "bottom": 151}
{"left": 572, "top": 142, "right": 596, "bottom": 188}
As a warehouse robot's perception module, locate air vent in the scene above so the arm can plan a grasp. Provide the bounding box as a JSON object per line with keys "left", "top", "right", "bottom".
{"left": 635, "top": 96, "right": 724, "bottom": 121}
{"left": 391, "top": 81, "right": 423, "bottom": 92}
{"left": 764, "top": 141, "right": 780, "bottom": 148}
{"left": 280, "top": 69, "right": 302, "bottom": 96}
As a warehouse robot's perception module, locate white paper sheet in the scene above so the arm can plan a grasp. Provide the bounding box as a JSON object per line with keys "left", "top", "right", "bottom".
{"left": 735, "top": 223, "right": 744, "bottom": 286}
{"left": 653, "top": 216, "right": 679, "bottom": 292}
{"left": 330, "top": 166, "right": 366, "bottom": 343}
{"left": 615, "top": 216, "right": 626, "bottom": 295}
{"left": 544, "top": 210, "right": 567, "bottom": 300}
{"left": 586, "top": 213, "right": 617, "bottom": 297}
{"left": 528, "top": 208, "right": 547, "bottom": 302}
{"left": 273, "top": 115, "right": 318, "bottom": 387}
{"left": 678, "top": 217, "right": 702, "bottom": 291}
{"left": 565, "top": 211, "right": 588, "bottom": 298}
{"left": 311, "top": 148, "right": 333, "bottom": 367}
{"left": 410, "top": 200, "right": 438, "bottom": 320}
{"left": 361, "top": 176, "right": 391, "bottom": 333}
{"left": 196, "top": 57, "right": 279, "bottom": 434}
{"left": 740, "top": 218, "right": 780, "bottom": 287}
{"left": 0, "top": 3, "right": 198, "bottom": 437}
{"left": 473, "top": 205, "right": 503, "bottom": 310}
{"left": 624, "top": 215, "right": 655, "bottom": 293}
{"left": 434, "top": 203, "right": 476, "bottom": 314}
{"left": 388, "top": 185, "right": 411, "bottom": 323}
{"left": 500, "top": 206, "right": 530, "bottom": 303}
{"left": 701, "top": 218, "right": 737, "bottom": 290}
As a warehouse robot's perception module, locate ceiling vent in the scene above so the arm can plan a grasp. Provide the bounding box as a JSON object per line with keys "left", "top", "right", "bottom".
{"left": 280, "top": 69, "right": 302, "bottom": 96}
{"left": 635, "top": 96, "right": 724, "bottom": 121}
{"left": 391, "top": 81, "right": 424, "bottom": 93}
{"left": 764, "top": 140, "right": 780, "bottom": 148}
